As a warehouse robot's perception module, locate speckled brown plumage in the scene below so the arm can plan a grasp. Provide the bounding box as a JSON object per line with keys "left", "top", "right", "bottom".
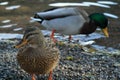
{"left": 16, "top": 27, "right": 60, "bottom": 80}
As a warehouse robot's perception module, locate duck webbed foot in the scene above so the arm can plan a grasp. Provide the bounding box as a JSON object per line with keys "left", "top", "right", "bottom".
{"left": 31, "top": 74, "right": 36, "bottom": 80}
{"left": 50, "top": 29, "right": 58, "bottom": 43}
{"left": 48, "top": 71, "right": 53, "bottom": 80}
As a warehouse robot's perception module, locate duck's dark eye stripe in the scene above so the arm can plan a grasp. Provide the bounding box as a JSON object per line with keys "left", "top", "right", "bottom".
{"left": 25, "top": 33, "right": 39, "bottom": 39}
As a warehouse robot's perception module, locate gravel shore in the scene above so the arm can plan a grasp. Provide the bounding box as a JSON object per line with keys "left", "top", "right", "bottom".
{"left": 0, "top": 39, "right": 120, "bottom": 80}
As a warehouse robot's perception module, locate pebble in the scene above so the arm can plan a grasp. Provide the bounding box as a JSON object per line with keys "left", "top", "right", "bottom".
{"left": 0, "top": 39, "right": 120, "bottom": 80}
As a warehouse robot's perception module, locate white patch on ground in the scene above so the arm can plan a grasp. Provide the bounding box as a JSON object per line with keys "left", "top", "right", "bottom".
{"left": 41, "top": 30, "right": 104, "bottom": 41}
{"left": 82, "top": 2, "right": 110, "bottom": 8}
{"left": 92, "top": 44, "right": 120, "bottom": 55}
{"left": 0, "top": 30, "right": 119, "bottom": 54}
{"left": 13, "top": 28, "right": 23, "bottom": 31}
{"left": 1, "top": 20, "right": 11, "bottom": 23}
{"left": 0, "top": 33, "right": 23, "bottom": 40}
{"left": 49, "top": 2, "right": 110, "bottom": 8}
{"left": 41, "top": 30, "right": 119, "bottom": 52}
{"left": 92, "top": 45, "right": 106, "bottom": 50}
{"left": 0, "top": 2, "right": 8, "bottom": 6}
{"left": 72, "top": 33, "right": 104, "bottom": 45}
{"left": 103, "top": 13, "right": 119, "bottom": 19}
{"left": 97, "top": 1, "right": 118, "bottom": 5}
{"left": 79, "top": 40, "right": 95, "bottom": 46}
{"left": 41, "top": 30, "right": 51, "bottom": 36}
{"left": 49, "top": 3, "right": 90, "bottom": 7}
{"left": 0, "top": 30, "right": 50, "bottom": 40}
{"left": 0, "top": 24, "right": 17, "bottom": 28}
{"left": 41, "top": 30, "right": 104, "bottom": 45}
{"left": 72, "top": 33, "right": 104, "bottom": 41}
{"left": 96, "top": 28, "right": 101, "bottom": 31}
{"left": 5, "top": 5, "right": 21, "bottom": 10}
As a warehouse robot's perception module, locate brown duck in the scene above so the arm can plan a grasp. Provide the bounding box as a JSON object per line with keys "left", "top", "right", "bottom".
{"left": 15, "top": 27, "right": 60, "bottom": 80}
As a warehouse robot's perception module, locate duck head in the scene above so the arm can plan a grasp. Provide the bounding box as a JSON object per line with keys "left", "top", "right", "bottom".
{"left": 89, "top": 13, "right": 109, "bottom": 37}
{"left": 15, "top": 27, "right": 45, "bottom": 48}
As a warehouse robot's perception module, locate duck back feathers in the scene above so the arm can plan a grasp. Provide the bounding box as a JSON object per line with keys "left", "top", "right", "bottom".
{"left": 17, "top": 27, "right": 60, "bottom": 75}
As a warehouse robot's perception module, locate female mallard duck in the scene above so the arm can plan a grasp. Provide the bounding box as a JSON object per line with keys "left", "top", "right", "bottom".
{"left": 15, "top": 27, "right": 60, "bottom": 80}
{"left": 33, "top": 7, "right": 109, "bottom": 42}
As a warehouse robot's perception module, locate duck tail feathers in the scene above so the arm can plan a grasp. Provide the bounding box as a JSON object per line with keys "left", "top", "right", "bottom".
{"left": 30, "top": 17, "right": 42, "bottom": 23}
{"left": 31, "top": 13, "right": 43, "bottom": 23}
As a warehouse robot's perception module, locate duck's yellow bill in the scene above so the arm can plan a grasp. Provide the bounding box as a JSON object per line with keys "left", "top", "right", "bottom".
{"left": 102, "top": 27, "right": 109, "bottom": 37}
{"left": 15, "top": 39, "right": 28, "bottom": 48}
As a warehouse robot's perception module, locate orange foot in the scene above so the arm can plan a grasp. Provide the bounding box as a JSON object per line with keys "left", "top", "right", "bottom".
{"left": 31, "top": 74, "right": 36, "bottom": 80}
{"left": 48, "top": 71, "right": 53, "bottom": 80}
{"left": 68, "top": 35, "right": 72, "bottom": 42}
{"left": 50, "top": 29, "right": 57, "bottom": 43}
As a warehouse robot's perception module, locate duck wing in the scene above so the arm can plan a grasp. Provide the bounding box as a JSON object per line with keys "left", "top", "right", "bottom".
{"left": 76, "top": 7, "right": 89, "bottom": 21}
{"left": 35, "top": 7, "right": 87, "bottom": 20}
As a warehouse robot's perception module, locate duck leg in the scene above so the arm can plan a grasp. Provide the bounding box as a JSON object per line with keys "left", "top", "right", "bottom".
{"left": 31, "top": 74, "right": 36, "bottom": 80}
{"left": 68, "top": 35, "right": 72, "bottom": 42}
{"left": 48, "top": 71, "right": 53, "bottom": 80}
{"left": 50, "top": 29, "right": 57, "bottom": 43}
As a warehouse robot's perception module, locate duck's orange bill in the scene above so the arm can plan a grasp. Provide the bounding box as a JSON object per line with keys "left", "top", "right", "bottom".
{"left": 15, "top": 39, "right": 28, "bottom": 48}
{"left": 102, "top": 27, "right": 109, "bottom": 37}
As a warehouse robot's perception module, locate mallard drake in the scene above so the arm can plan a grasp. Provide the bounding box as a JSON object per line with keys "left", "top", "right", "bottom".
{"left": 32, "top": 7, "right": 109, "bottom": 42}
{"left": 15, "top": 27, "right": 60, "bottom": 80}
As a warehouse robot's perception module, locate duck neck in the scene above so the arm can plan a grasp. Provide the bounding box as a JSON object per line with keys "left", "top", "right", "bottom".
{"left": 80, "top": 20, "right": 97, "bottom": 34}
{"left": 37, "top": 33, "right": 46, "bottom": 48}
{"left": 28, "top": 31, "right": 46, "bottom": 48}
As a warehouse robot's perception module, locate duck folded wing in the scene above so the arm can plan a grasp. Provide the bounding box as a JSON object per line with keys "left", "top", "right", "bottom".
{"left": 35, "top": 7, "right": 88, "bottom": 20}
